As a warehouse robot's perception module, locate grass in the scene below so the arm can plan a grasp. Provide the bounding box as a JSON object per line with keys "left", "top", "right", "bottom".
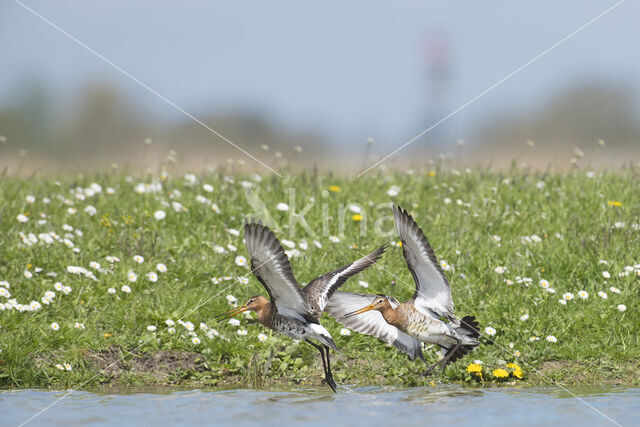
{"left": 0, "top": 165, "right": 639, "bottom": 390}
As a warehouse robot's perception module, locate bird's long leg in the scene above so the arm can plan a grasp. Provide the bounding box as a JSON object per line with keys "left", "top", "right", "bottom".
{"left": 305, "top": 339, "right": 336, "bottom": 393}
{"left": 323, "top": 345, "right": 338, "bottom": 391}
{"left": 439, "top": 343, "right": 462, "bottom": 375}
{"left": 421, "top": 343, "right": 461, "bottom": 377}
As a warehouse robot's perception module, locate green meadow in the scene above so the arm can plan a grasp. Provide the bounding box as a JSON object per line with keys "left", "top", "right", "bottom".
{"left": 0, "top": 166, "right": 638, "bottom": 389}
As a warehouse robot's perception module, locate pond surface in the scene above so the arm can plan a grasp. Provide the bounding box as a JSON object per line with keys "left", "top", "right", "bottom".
{"left": 1, "top": 385, "right": 635, "bottom": 426}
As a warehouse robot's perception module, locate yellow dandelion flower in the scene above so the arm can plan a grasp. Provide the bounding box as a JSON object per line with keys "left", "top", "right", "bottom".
{"left": 103, "top": 332, "right": 112, "bottom": 338}
{"left": 493, "top": 368, "right": 509, "bottom": 379}
{"left": 466, "top": 363, "right": 482, "bottom": 373}
{"left": 328, "top": 185, "right": 342, "bottom": 193}
{"left": 352, "top": 214, "right": 363, "bottom": 221}
{"left": 607, "top": 200, "right": 622, "bottom": 207}
{"left": 428, "top": 171, "right": 436, "bottom": 177}
{"left": 507, "top": 363, "right": 523, "bottom": 379}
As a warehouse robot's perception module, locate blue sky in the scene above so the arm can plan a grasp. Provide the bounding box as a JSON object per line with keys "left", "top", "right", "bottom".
{"left": 1, "top": 1, "right": 638, "bottom": 147}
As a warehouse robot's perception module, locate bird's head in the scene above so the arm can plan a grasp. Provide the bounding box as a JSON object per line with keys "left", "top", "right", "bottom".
{"left": 345, "top": 294, "right": 393, "bottom": 317}
{"left": 216, "top": 295, "right": 269, "bottom": 320}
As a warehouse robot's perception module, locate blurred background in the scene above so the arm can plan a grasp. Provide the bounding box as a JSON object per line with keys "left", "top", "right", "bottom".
{"left": 1, "top": 0, "right": 639, "bottom": 173}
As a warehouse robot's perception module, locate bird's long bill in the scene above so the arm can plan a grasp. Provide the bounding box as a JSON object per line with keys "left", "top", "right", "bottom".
{"left": 344, "top": 304, "right": 375, "bottom": 318}
{"left": 216, "top": 304, "right": 249, "bottom": 321}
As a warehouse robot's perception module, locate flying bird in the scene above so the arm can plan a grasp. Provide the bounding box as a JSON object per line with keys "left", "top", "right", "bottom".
{"left": 325, "top": 205, "right": 480, "bottom": 375}
{"left": 218, "top": 220, "right": 386, "bottom": 392}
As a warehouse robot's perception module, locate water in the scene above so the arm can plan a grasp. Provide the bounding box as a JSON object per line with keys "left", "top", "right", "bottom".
{"left": 1, "top": 386, "right": 636, "bottom": 426}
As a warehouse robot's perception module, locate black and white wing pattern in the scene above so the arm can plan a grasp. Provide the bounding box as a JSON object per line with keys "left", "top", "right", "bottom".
{"left": 393, "top": 205, "right": 455, "bottom": 321}
{"left": 303, "top": 245, "right": 386, "bottom": 318}
{"left": 244, "top": 220, "right": 314, "bottom": 322}
{"left": 325, "top": 292, "right": 424, "bottom": 361}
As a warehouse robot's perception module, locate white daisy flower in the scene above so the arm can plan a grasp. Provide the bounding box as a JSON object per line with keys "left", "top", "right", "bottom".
{"left": 484, "top": 326, "right": 496, "bottom": 336}
{"left": 50, "top": 322, "right": 60, "bottom": 331}
{"left": 577, "top": 290, "right": 589, "bottom": 299}
{"left": 147, "top": 325, "right": 157, "bottom": 332}
{"left": 84, "top": 205, "right": 97, "bottom": 216}
{"left": 602, "top": 271, "right": 610, "bottom": 279}
{"left": 133, "top": 255, "right": 144, "bottom": 264}
{"left": 440, "top": 260, "right": 451, "bottom": 271}
{"left": 17, "top": 214, "right": 29, "bottom": 223}
{"left": 157, "top": 263, "right": 167, "bottom": 273}
{"left": 386, "top": 185, "right": 400, "bottom": 197}
{"left": 597, "top": 291, "right": 608, "bottom": 299}
{"left": 339, "top": 328, "right": 351, "bottom": 336}
{"left": 121, "top": 285, "right": 132, "bottom": 293}
{"left": 539, "top": 279, "right": 550, "bottom": 288}
{"left": 106, "top": 256, "right": 120, "bottom": 263}
{"left": 228, "top": 318, "right": 240, "bottom": 326}
{"left": 165, "top": 319, "right": 175, "bottom": 326}
{"left": 276, "top": 203, "right": 289, "bottom": 212}
{"left": 227, "top": 228, "right": 240, "bottom": 236}
{"left": 281, "top": 239, "right": 295, "bottom": 248}
{"left": 146, "top": 272, "right": 158, "bottom": 282}
{"left": 238, "top": 276, "right": 249, "bottom": 285}
{"left": 107, "top": 288, "right": 116, "bottom": 294}
{"left": 358, "top": 280, "right": 369, "bottom": 288}
{"left": 23, "top": 270, "right": 33, "bottom": 279}
{"left": 520, "top": 314, "right": 529, "bottom": 321}
{"left": 64, "top": 363, "right": 72, "bottom": 371}
{"left": 191, "top": 337, "right": 201, "bottom": 344}
{"left": 127, "top": 271, "right": 138, "bottom": 282}
{"left": 154, "top": 210, "right": 166, "bottom": 220}
{"left": 494, "top": 266, "right": 506, "bottom": 274}
{"left": 258, "top": 333, "right": 268, "bottom": 342}
{"left": 329, "top": 236, "right": 340, "bottom": 243}
{"left": 558, "top": 299, "right": 567, "bottom": 305}
{"left": 546, "top": 335, "right": 557, "bottom": 343}
{"left": 562, "top": 292, "right": 575, "bottom": 301}
{"left": 617, "top": 304, "right": 627, "bottom": 312}
{"left": 226, "top": 295, "right": 238, "bottom": 305}
{"left": 237, "top": 329, "right": 248, "bottom": 335}
{"left": 235, "top": 256, "right": 247, "bottom": 267}
{"left": 609, "top": 287, "right": 621, "bottom": 294}
{"left": 214, "top": 245, "right": 226, "bottom": 254}
{"left": 203, "top": 184, "right": 214, "bottom": 193}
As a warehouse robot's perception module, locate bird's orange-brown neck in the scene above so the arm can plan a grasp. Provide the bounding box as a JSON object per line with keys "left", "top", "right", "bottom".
{"left": 254, "top": 299, "right": 272, "bottom": 327}
{"left": 378, "top": 303, "right": 408, "bottom": 331}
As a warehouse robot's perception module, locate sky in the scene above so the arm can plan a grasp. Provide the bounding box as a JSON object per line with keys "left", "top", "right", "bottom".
{"left": 1, "top": 0, "right": 639, "bottom": 149}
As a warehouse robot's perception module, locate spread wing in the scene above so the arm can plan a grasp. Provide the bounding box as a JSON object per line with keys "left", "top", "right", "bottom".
{"left": 303, "top": 245, "right": 386, "bottom": 318}
{"left": 393, "top": 205, "right": 455, "bottom": 321}
{"left": 244, "top": 220, "right": 313, "bottom": 322}
{"left": 325, "top": 292, "right": 424, "bottom": 361}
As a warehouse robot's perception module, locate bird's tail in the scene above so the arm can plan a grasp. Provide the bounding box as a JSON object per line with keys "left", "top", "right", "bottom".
{"left": 442, "top": 315, "right": 481, "bottom": 364}
{"left": 308, "top": 323, "right": 338, "bottom": 351}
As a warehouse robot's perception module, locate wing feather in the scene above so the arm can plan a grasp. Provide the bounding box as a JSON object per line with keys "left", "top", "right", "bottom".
{"left": 325, "top": 292, "right": 424, "bottom": 361}
{"left": 244, "top": 220, "right": 313, "bottom": 321}
{"left": 303, "top": 245, "right": 386, "bottom": 318}
{"left": 393, "top": 205, "right": 455, "bottom": 320}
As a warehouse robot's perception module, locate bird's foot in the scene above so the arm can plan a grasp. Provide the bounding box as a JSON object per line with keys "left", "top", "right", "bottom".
{"left": 325, "top": 374, "right": 338, "bottom": 393}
